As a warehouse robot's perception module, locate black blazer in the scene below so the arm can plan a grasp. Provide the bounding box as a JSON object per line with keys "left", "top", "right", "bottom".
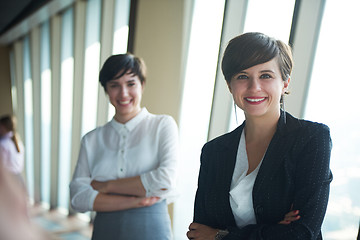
{"left": 193, "top": 112, "right": 332, "bottom": 240}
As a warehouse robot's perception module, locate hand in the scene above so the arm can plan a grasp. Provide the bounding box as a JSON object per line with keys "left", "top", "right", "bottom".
{"left": 279, "top": 210, "right": 301, "bottom": 224}
{"left": 186, "top": 222, "right": 218, "bottom": 240}
{"left": 138, "top": 196, "right": 160, "bottom": 207}
{"left": 91, "top": 180, "right": 109, "bottom": 193}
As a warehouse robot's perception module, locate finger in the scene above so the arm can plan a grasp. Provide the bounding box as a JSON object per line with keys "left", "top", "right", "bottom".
{"left": 186, "top": 230, "right": 194, "bottom": 239}
{"left": 284, "top": 210, "right": 299, "bottom": 217}
{"left": 284, "top": 210, "right": 300, "bottom": 220}
{"left": 279, "top": 220, "right": 291, "bottom": 225}
{"left": 286, "top": 215, "right": 301, "bottom": 221}
{"left": 188, "top": 222, "right": 199, "bottom": 230}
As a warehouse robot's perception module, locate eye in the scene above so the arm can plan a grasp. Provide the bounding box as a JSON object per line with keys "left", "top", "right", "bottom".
{"left": 128, "top": 82, "right": 136, "bottom": 87}
{"left": 260, "top": 74, "right": 272, "bottom": 79}
{"left": 236, "top": 74, "right": 248, "bottom": 80}
{"left": 108, "top": 83, "right": 119, "bottom": 89}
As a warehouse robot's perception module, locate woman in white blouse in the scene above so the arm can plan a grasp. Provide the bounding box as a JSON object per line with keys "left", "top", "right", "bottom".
{"left": 70, "top": 53, "right": 179, "bottom": 240}
{"left": 0, "top": 115, "right": 24, "bottom": 184}
{"left": 187, "top": 32, "right": 332, "bottom": 239}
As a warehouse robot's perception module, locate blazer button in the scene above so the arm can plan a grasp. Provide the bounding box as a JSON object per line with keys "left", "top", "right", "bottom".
{"left": 255, "top": 205, "right": 264, "bottom": 215}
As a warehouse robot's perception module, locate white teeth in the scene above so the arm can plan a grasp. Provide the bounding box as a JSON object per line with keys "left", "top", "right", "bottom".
{"left": 246, "top": 97, "right": 265, "bottom": 102}
{"left": 119, "top": 100, "right": 130, "bottom": 104}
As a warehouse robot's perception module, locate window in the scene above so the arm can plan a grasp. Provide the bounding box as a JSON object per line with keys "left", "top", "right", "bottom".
{"left": 40, "top": 21, "right": 51, "bottom": 205}
{"left": 81, "top": 0, "right": 102, "bottom": 136}
{"left": 304, "top": 1, "right": 360, "bottom": 238}
{"left": 23, "top": 36, "right": 35, "bottom": 199}
{"left": 173, "top": 0, "right": 226, "bottom": 238}
{"left": 58, "top": 7, "right": 74, "bottom": 209}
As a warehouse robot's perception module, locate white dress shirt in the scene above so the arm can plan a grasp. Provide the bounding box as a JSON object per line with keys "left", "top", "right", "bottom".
{"left": 229, "top": 130, "right": 264, "bottom": 228}
{"left": 70, "top": 108, "right": 179, "bottom": 213}
{"left": 0, "top": 131, "right": 24, "bottom": 174}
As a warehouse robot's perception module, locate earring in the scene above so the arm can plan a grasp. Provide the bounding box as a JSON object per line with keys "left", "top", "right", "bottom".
{"left": 280, "top": 95, "right": 286, "bottom": 124}
{"left": 234, "top": 102, "right": 238, "bottom": 126}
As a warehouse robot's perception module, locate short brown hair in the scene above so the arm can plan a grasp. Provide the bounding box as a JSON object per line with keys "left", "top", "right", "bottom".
{"left": 99, "top": 53, "right": 147, "bottom": 91}
{"left": 221, "top": 32, "right": 293, "bottom": 83}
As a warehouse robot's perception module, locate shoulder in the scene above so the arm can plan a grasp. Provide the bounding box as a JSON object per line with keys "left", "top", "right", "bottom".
{"left": 203, "top": 124, "right": 243, "bottom": 152}
{"left": 144, "top": 112, "right": 178, "bottom": 128}
{"left": 81, "top": 121, "right": 112, "bottom": 142}
{"left": 286, "top": 113, "right": 330, "bottom": 137}
{"left": 283, "top": 113, "right": 332, "bottom": 151}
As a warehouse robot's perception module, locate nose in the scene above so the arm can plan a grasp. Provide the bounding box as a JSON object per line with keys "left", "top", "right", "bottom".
{"left": 248, "top": 78, "right": 261, "bottom": 91}
{"left": 120, "top": 86, "right": 129, "bottom": 97}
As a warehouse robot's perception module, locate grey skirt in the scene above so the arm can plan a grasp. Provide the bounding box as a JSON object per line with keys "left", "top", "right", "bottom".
{"left": 92, "top": 200, "right": 172, "bottom": 240}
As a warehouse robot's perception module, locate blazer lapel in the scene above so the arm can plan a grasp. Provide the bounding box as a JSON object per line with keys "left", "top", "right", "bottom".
{"left": 253, "top": 111, "right": 301, "bottom": 198}
{"left": 215, "top": 123, "right": 244, "bottom": 225}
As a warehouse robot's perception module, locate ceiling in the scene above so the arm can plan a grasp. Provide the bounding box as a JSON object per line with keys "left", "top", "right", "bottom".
{"left": 0, "top": 0, "right": 51, "bottom": 36}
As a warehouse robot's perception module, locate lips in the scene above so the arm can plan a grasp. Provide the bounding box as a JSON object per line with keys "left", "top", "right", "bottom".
{"left": 245, "top": 97, "right": 266, "bottom": 103}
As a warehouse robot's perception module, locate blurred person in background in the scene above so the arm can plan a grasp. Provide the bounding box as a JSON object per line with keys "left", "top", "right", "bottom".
{"left": 0, "top": 115, "right": 25, "bottom": 186}
{"left": 70, "top": 53, "right": 179, "bottom": 240}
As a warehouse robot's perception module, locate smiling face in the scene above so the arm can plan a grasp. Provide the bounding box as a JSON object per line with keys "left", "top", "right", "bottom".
{"left": 106, "top": 71, "right": 144, "bottom": 123}
{"left": 227, "top": 58, "right": 290, "bottom": 120}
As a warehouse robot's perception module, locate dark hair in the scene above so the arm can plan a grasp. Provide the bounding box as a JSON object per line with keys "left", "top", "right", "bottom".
{"left": 221, "top": 32, "right": 293, "bottom": 84}
{"left": 0, "top": 115, "right": 20, "bottom": 153}
{"left": 99, "top": 53, "right": 147, "bottom": 91}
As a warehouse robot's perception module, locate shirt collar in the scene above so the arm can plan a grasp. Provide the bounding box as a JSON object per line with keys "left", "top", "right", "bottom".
{"left": 110, "top": 107, "right": 149, "bottom": 133}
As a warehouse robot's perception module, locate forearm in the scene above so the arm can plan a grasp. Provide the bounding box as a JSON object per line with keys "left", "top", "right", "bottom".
{"left": 93, "top": 176, "right": 146, "bottom": 197}
{"left": 93, "top": 192, "right": 155, "bottom": 212}
{"left": 111, "top": 176, "right": 146, "bottom": 196}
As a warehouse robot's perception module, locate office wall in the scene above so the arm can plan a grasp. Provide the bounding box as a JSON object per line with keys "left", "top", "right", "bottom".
{"left": 134, "top": 0, "right": 191, "bottom": 122}
{"left": 0, "top": 46, "right": 12, "bottom": 116}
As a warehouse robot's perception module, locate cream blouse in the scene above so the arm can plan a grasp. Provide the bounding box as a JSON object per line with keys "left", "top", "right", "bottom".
{"left": 229, "top": 130, "right": 264, "bottom": 228}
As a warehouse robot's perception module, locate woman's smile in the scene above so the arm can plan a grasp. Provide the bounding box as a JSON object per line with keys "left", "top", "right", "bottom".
{"left": 244, "top": 97, "right": 267, "bottom": 104}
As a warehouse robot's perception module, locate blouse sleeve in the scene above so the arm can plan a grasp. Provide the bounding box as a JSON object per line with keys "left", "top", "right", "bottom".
{"left": 140, "top": 116, "right": 179, "bottom": 201}
{"left": 225, "top": 124, "right": 333, "bottom": 239}
{"left": 69, "top": 138, "right": 98, "bottom": 213}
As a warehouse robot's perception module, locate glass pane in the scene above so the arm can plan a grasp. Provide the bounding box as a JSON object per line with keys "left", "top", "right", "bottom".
{"left": 173, "top": 0, "right": 226, "bottom": 238}
{"left": 112, "top": 0, "right": 131, "bottom": 54}
{"left": 81, "top": 0, "right": 101, "bottom": 136}
{"left": 40, "top": 21, "right": 52, "bottom": 205}
{"left": 228, "top": 0, "right": 296, "bottom": 131}
{"left": 304, "top": 1, "right": 360, "bottom": 239}
{"left": 58, "top": 8, "right": 74, "bottom": 210}
{"left": 23, "top": 36, "right": 35, "bottom": 199}
{"left": 244, "top": 0, "right": 295, "bottom": 42}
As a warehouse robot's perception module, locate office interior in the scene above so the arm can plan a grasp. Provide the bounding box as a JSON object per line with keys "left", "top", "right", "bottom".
{"left": 0, "top": 0, "right": 359, "bottom": 239}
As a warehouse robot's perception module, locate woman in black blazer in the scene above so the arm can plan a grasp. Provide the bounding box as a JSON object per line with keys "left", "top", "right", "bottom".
{"left": 187, "top": 32, "right": 332, "bottom": 239}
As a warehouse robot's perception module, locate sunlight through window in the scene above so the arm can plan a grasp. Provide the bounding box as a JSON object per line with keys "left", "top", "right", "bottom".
{"left": 81, "top": 0, "right": 101, "bottom": 136}
{"left": 58, "top": 8, "right": 74, "bottom": 210}
{"left": 304, "top": 1, "right": 360, "bottom": 239}
{"left": 23, "top": 36, "right": 35, "bottom": 200}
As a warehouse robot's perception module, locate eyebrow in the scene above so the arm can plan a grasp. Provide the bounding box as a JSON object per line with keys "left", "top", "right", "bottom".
{"left": 238, "top": 69, "right": 275, "bottom": 74}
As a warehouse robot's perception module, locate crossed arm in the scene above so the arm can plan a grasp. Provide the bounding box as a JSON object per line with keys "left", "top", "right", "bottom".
{"left": 90, "top": 176, "right": 159, "bottom": 212}
{"left": 187, "top": 210, "right": 300, "bottom": 239}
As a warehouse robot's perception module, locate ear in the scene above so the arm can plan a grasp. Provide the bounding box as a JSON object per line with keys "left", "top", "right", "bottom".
{"left": 141, "top": 82, "right": 146, "bottom": 93}
{"left": 282, "top": 76, "right": 290, "bottom": 94}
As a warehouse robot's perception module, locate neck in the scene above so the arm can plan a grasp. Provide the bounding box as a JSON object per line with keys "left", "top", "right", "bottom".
{"left": 244, "top": 110, "right": 280, "bottom": 142}
{"left": 114, "top": 108, "right": 141, "bottom": 124}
